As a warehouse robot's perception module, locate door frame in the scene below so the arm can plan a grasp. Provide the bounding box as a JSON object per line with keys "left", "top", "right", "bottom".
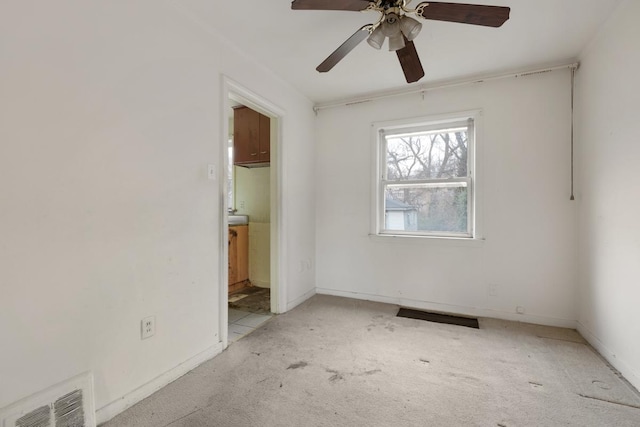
{"left": 219, "top": 76, "right": 287, "bottom": 348}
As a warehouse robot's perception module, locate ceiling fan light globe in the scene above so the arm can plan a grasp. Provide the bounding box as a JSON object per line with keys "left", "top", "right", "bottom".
{"left": 381, "top": 14, "right": 401, "bottom": 37}
{"left": 388, "top": 33, "right": 405, "bottom": 51}
{"left": 367, "top": 26, "right": 386, "bottom": 50}
{"left": 400, "top": 16, "right": 422, "bottom": 41}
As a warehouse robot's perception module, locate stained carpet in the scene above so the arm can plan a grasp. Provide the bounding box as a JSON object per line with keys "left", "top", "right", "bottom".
{"left": 102, "top": 295, "right": 640, "bottom": 427}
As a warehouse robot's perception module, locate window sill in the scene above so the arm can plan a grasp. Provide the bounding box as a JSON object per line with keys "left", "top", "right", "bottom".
{"left": 368, "top": 233, "right": 486, "bottom": 247}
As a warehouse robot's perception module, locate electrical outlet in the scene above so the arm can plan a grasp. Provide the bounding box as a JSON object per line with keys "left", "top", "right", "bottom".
{"left": 141, "top": 316, "right": 155, "bottom": 340}
{"left": 488, "top": 284, "right": 499, "bottom": 297}
{"left": 516, "top": 306, "right": 526, "bottom": 315}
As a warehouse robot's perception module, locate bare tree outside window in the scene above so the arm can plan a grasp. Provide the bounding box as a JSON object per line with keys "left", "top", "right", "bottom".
{"left": 378, "top": 117, "right": 475, "bottom": 237}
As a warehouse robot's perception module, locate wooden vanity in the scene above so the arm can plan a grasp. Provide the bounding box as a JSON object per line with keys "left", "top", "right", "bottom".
{"left": 228, "top": 224, "right": 249, "bottom": 293}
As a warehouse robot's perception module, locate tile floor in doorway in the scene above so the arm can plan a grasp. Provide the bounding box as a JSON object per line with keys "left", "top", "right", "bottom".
{"left": 228, "top": 308, "right": 272, "bottom": 343}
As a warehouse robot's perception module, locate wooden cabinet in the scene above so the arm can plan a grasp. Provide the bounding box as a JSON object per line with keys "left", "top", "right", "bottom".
{"left": 233, "top": 106, "right": 270, "bottom": 167}
{"left": 228, "top": 224, "right": 249, "bottom": 293}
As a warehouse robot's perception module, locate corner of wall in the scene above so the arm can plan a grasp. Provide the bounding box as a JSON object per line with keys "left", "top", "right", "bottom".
{"left": 576, "top": 321, "right": 640, "bottom": 392}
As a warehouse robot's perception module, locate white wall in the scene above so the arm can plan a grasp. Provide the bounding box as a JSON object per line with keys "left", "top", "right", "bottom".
{"left": 235, "top": 167, "right": 271, "bottom": 223}
{"left": 575, "top": 0, "right": 640, "bottom": 391}
{"left": 0, "top": 0, "right": 315, "bottom": 422}
{"left": 315, "top": 71, "right": 577, "bottom": 327}
{"left": 235, "top": 166, "right": 271, "bottom": 287}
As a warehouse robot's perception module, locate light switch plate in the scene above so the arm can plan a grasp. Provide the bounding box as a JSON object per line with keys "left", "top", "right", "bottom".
{"left": 207, "top": 164, "right": 216, "bottom": 180}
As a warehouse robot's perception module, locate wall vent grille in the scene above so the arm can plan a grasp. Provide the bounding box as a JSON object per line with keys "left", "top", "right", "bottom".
{"left": 15, "top": 405, "right": 50, "bottom": 427}
{"left": 0, "top": 373, "right": 95, "bottom": 427}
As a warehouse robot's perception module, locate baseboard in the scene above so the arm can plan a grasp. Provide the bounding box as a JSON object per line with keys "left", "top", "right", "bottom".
{"left": 286, "top": 287, "right": 316, "bottom": 312}
{"left": 316, "top": 287, "right": 577, "bottom": 329}
{"left": 95, "top": 342, "right": 224, "bottom": 425}
{"left": 577, "top": 321, "right": 640, "bottom": 392}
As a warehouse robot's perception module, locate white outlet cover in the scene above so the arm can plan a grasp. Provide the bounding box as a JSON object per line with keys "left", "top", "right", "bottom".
{"left": 141, "top": 316, "right": 155, "bottom": 340}
{"left": 207, "top": 164, "right": 216, "bottom": 180}
{"left": 488, "top": 284, "right": 499, "bottom": 297}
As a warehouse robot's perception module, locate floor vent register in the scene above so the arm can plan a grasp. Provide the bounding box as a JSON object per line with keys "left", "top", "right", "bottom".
{"left": 397, "top": 308, "right": 480, "bottom": 329}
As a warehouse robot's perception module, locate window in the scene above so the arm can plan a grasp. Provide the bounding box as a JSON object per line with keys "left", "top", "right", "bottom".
{"left": 374, "top": 112, "right": 477, "bottom": 238}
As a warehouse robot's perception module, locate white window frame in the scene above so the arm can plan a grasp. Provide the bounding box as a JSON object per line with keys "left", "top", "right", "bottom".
{"left": 371, "top": 110, "right": 482, "bottom": 240}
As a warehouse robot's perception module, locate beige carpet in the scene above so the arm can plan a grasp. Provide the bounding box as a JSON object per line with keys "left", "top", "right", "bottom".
{"left": 102, "top": 295, "right": 640, "bottom": 426}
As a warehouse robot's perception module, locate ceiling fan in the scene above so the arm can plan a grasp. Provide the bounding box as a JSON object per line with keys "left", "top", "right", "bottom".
{"left": 291, "top": 0, "right": 510, "bottom": 83}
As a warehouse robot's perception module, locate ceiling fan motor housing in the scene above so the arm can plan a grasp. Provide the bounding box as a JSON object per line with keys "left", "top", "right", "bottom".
{"left": 379, "top": 0, "right": 403, "bottom": 10}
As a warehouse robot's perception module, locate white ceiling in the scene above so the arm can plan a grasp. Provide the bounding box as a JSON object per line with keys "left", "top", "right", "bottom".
{"left": 174, "top": 0, "right": 621, "bottom": 104}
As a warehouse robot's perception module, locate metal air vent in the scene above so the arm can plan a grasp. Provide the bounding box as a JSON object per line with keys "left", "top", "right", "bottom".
{"left": 0, "top": 373, "right": 95, "bottom": 427}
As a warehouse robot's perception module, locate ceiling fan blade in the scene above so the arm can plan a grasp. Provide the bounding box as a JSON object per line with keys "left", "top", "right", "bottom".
{"left": 316, "top": 26, "right": 370, "bottom": 73}
{"left": 396, "top": 38, "right": 425, "bottom": 83}
{"left": 291, "top": 0, "right": 372, "bottom": 11}
{"left": 416, "top": 2, "right": 510, "bottom": 27}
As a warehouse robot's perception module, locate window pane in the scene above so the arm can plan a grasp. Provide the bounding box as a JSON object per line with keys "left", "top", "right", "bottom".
{"left": 384, "top": 185, "right": 469, "bottom": 234}
{"left": 385, "top": 128, "right": 468, "bottom": 180}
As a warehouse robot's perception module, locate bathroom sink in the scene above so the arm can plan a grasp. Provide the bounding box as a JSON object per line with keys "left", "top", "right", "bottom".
{"left": 228, "top": 214, "right": 249, "bottom": 225}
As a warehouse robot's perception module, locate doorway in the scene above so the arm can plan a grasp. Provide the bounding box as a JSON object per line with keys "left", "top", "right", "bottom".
{"left": 220, "top": 78, "right": 284, "bottom": 347}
